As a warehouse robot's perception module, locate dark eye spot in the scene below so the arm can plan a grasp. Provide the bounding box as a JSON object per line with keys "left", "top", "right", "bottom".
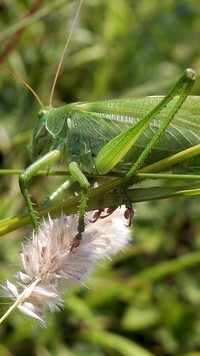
{"left": 38, "top": 109, "right": 47, "bottom": 118}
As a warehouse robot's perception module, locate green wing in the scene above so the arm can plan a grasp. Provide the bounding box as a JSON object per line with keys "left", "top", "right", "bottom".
{"left": 68, "top": 96, "right": 200, "bottom": 148}
{"left": 46, "top": 96, "right": 200, "bottom": 153}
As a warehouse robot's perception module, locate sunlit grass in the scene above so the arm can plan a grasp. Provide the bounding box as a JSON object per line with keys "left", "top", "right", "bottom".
{"left": 0, "top": 0, "right": 200, "bottom": 355}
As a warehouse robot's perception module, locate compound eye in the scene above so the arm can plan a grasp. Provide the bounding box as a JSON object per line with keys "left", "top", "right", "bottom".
{"left": 38, "top": 108, "right": 47, "bottom": 118}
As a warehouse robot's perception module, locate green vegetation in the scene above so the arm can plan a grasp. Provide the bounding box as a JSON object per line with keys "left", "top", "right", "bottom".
{"left": 0, "top": 0, "right": 200, "bottom": 355}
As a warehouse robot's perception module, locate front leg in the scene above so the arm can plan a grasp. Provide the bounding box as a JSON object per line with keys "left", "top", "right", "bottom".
{"left": 19, "top": 150, "right": 61, "bottom": 229}
{"left": 68, "top": 161, "right": 90, "bottom": 250}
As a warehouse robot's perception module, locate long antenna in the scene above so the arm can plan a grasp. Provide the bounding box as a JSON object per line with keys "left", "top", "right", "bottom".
{"left": 49, "top": 0, "right": 84, "bottom": 106}
{"left": 0, "top": 64, "right": 44, "bottom": 106}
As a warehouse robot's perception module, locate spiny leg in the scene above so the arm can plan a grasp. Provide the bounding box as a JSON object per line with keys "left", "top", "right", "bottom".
{"left": 19, "top": 150, "right": 61, "bottom": 229}
{"left": 120, "top": 69, "right": 195, "bottom": 223}
{"left": 68, "top": 161, "right": 90, "bottom": 250}
{"left": 94, "top": 69, "right": 195, "bottom": 224}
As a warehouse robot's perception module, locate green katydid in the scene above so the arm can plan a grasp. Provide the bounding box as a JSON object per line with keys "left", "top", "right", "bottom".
{"left": 1, "top": 1, "right": 199, "bottom": 250}
{"left": 13, "top": 67, "right": 197, "bottom": 249}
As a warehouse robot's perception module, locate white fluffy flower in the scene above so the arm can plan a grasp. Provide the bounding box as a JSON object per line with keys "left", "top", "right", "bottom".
{"left": 1, "top": 208, "right": 131, "bottom": 325}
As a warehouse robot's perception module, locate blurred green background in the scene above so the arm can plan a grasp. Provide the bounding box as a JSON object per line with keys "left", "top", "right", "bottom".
{"left": 0, "top": 0, "right": 200, "bottom": 355}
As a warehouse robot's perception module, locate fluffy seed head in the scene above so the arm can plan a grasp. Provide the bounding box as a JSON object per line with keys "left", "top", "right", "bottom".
{"left": 1, "top": 208, "right": 131, "bottom": 325}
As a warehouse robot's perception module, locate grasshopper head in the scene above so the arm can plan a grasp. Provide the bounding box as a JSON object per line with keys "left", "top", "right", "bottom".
{"left": 29, "top": 106, "right": 54, "bottom": 161}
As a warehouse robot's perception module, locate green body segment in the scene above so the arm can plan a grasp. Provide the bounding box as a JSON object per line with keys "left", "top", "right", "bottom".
{"left": 32, "top": 95, "right": 200, "bottom": 175}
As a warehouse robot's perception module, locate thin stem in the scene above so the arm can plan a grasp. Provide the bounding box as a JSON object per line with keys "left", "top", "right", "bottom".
{"left": 0, "top": 181, "right": 200, "bottom": 237}
{"left": 1, "top": 169, "right": 200, "bottom": 181}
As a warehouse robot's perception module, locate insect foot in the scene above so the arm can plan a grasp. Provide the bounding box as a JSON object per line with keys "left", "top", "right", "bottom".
{"left": 91, "top": 207, "right": 118, "bottom": 223}
{"left": 122, "top": 193, "right": 135, "bottom": 227}
{"left": 90, "top": 209, "right": 105, "bottom": 223}
{"left": 69, "top": 232, "right": 82, "bottom": 252}
{"left": 124, "top": 206, "right": 135, "bottom": 227}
